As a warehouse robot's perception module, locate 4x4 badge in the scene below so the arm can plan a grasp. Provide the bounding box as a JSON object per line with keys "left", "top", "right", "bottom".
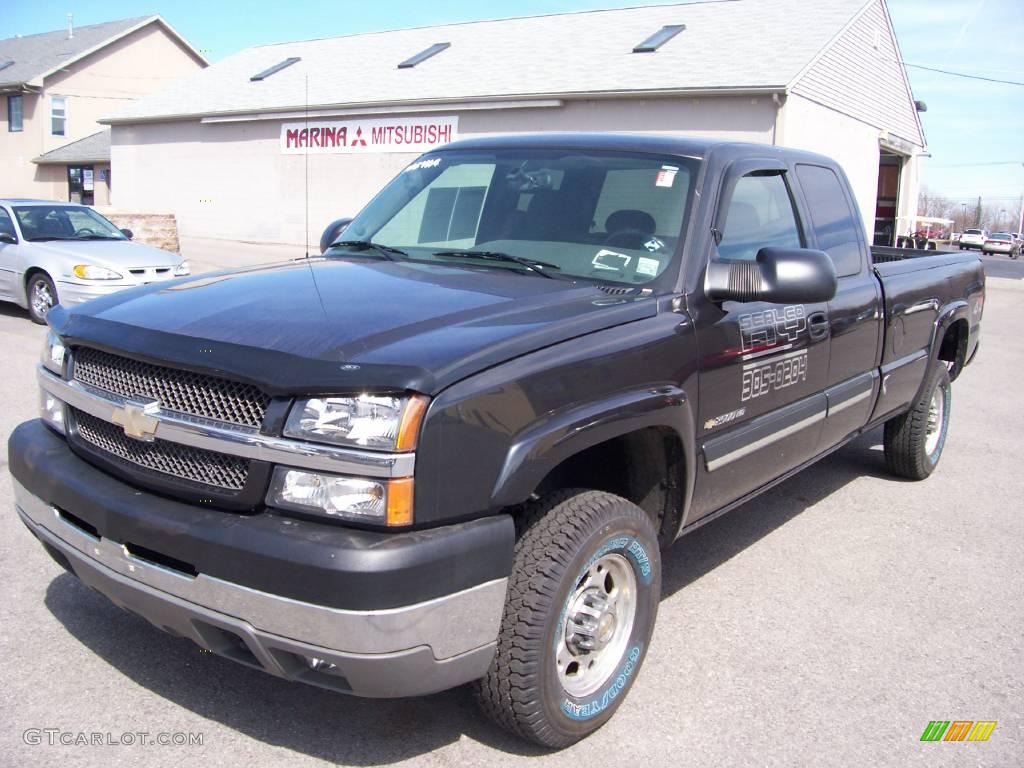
{"left": 111, "top": 399, "right": 160, "bottom": 441}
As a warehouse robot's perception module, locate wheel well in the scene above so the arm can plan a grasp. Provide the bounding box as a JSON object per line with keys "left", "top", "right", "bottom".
{"left": 938, "top": 318, "right": 969, "bottom": 381}
{"left": 530, "top": 427, "right": 684, "bottom": 547}
{"left": 23, "top": 268, "right": 50, "bottom": 295}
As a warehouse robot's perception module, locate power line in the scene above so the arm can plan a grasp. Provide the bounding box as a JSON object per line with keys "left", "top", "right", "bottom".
{"left": 902, "top": 62, "right": 1024, "bottom": 87}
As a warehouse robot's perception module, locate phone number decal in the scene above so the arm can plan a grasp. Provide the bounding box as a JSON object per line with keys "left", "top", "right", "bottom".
{"left": 742, "top": 351, "right": 808, "bottom": 401}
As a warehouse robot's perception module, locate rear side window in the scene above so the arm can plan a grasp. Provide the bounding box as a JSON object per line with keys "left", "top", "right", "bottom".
{"left": 796, "top": 164, "right": 863, "bottom": 277}
{"left": 716, "top": 173, "right": 802, "bottom": 261}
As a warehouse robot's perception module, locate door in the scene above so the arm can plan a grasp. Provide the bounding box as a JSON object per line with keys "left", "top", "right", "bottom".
{"left": 794, "top": 163, "right": 882, "bottom": 449}
{"left": 68, "top": 165, "right": 95, "bottom": 205}
{"left": 689, "top": 162, "right": 831, "bottom": 520}
{"left": 0, "top": 207, "right": 18, "bottom": 300}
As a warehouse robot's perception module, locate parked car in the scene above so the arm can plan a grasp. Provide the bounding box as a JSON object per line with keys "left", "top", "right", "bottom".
{"left": 0, "top": 199, "right": 189, "bottom": 323}
{"left": 9, "top": 135, "right": 984, "bottom": 748}
{"left": 959, "top": 228, "right": 988, "bottom": 250}
{"left": 982, "top": 232, "right": 1020, "bottom": 258}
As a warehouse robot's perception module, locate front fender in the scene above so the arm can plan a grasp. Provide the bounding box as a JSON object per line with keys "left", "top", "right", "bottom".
{"left": 491, "top": 385, "right": 696, "bottom": 512}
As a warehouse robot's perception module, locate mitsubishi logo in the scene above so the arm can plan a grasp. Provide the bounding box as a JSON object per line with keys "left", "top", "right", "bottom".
{"left": 111, "top": 399, "right": 160, "bottom": 441}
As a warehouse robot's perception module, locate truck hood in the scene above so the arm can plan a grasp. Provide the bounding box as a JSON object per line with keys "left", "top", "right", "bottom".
{"left": 49, "top": 258, "right": 657, "bottom": 395}
{"left": 30, "top": 239, "right": 182, "bottom": 269}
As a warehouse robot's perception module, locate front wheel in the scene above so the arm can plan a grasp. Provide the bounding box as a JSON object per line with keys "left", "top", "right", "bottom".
{"left": 27, "top": 273, "right": 58, "bottom": 324}
{"left": 475, "top": 489, "right": 661, "bottom": 748}
{"left": 883, "top": 364, "right": 951, "bottom": 480}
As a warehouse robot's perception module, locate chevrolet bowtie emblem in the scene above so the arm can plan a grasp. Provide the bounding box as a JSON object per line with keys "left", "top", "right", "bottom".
{"left": 111, "top": 399, "right": 160, "bottom": 441}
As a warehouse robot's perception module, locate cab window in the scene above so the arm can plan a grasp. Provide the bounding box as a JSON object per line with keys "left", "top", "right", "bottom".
{"left": 716, "top": 173, "right": 802, "bottom": 261}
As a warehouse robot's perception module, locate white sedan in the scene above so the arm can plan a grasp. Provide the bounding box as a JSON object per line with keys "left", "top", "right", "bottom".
{"left": 0, "top": 199, "right": 189, "bottom": 323}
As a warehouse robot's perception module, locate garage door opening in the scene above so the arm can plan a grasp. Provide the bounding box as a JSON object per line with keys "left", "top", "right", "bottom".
{"left": 874, "top": 150, "right": 903, "bottom": 246}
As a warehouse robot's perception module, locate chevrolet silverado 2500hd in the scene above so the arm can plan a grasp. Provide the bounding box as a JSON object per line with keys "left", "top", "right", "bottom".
{"left": 9, "top": 134, "right": 984, "bottom": 748}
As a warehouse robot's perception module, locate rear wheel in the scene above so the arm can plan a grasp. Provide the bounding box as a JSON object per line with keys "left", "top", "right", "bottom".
{"left": 475, "top": 489, "right": 661, "bottom": 748}
{"left": 883, "top": 364, "right": 951, "bottom": 480}
{"left": 26, "top": 272, "right": 57, "bottom": 324}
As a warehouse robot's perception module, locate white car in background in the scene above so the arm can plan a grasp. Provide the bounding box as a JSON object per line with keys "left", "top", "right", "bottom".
{"left": 0, "top": 199, "right": 189, "bottom": 324}
{"left": 958, "top": 228, "right": 988, "bottom": 250}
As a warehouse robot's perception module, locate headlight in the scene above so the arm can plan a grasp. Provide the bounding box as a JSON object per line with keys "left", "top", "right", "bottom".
{"left": 73, "top": 264, "right": 122, "bottom": 280}
{"left": 41, "top": 331, "right": 66, "bottom": 375}
{"left": 174, "top": 261, "right": 191, "bottom": 276}
{"left": 284, "top": 394, "right": 428, "bottom": 451}
{"left": 267, "top": 468, "right": 413, "bottom": 526}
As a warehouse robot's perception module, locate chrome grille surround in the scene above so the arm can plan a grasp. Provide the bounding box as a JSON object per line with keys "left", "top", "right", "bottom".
{"left": 73, "top": 407, "right": 250, "bottom": 491}
{"left": 73, "top": 347, "right": 269, "bottom": 429}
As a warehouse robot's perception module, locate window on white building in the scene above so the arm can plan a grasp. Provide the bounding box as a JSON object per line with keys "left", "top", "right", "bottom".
{"left": 50, "top": 96, "right": 67, "bottom": 136}
{"left": 7, "top": 94, "right": 22, "bottom": 132}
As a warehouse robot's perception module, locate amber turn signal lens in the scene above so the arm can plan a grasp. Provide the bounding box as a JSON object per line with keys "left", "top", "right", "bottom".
{"left": 386, "top": 478, "right": 414, "bottom": 526}
{"left": 396, "top": 395, "right": 429, "bottom": 452}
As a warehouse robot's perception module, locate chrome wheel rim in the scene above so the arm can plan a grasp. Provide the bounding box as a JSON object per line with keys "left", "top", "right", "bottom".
{"left": 31, "top": 280, "right": 54, "bottom": 318}
{"left": 925, "top": 386, "right": 946, "bottom": 456}
{"left": 556, "top": 553, "right": 637, "bottom": 698}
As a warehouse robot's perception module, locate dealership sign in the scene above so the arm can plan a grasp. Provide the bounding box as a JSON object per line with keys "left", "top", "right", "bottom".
{"left": 280, "top": 116, "right": 458, "bottom": 154}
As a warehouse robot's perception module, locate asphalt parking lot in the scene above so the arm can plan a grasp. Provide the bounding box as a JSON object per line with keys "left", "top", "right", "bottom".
{"left": 0, "top": 251, "right": 1021, "bottom": 767}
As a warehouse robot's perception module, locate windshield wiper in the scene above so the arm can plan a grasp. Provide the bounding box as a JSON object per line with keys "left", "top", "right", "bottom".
{"left": 432, "top": 250, "right": 563, "bottom": 279}
{"left": 73, "top": 234, "right": 122, "bottom": 240}
{"left": 328, "top": 240, "right": 407, "bottom": 261}
{"left": 26, "top": 236, "right": 73, "bottom": 242}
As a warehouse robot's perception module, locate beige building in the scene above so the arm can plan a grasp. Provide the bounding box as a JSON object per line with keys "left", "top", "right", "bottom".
{"left": 0, "top": 16, "right": 206, "bottom": 205}
{"left": 104, "top": 0, "right": 926, "bottom": 247}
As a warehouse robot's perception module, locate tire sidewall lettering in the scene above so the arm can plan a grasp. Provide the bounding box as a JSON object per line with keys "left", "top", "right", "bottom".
{"left": 551, "top": 529, "right": 655, "bottom": 722}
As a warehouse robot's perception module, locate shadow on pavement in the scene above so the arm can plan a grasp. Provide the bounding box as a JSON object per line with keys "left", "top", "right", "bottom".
{"left": 44, "top": 427, "right": 893, "bottom": 762}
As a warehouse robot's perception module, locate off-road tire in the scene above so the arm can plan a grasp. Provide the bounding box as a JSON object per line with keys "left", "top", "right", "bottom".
{"left": 474, "top": 489, "right": 661, "bottom": 748}
{"left": 884, "top": 363, "right": 951, "bottom": 480}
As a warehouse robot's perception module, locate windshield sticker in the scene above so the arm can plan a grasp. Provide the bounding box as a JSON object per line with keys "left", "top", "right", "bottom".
{"left": 403, "top": 157, "right": 442, "bottom": 173}
{"left": 644, "top": 237, "right": 665, "bottom": 253}
{"left": 741, "top": 349, "right": 809, "bottom": 402}
{"left": 655, "top": 165, "right": 678, "bottom": 188}
{"left": 593, "top": 249, "right": 631, "bottom": 271}
{"left": 636, "top": 257, "right": 659, "bottom": 277}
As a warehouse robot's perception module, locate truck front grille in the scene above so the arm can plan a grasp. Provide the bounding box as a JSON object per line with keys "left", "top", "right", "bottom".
{"left": 73, "top": 347, "right": 270, "bottom": 429}
{"left": 73, "top": 408, "right": 250, "bottom": 491}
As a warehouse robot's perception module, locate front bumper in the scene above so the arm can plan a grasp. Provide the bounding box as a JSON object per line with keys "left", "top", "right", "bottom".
{"left": 9, "top": 421, "right": 513, "bottom": 698}
{"left": 56, "top": 275, "right": 178, "bottom": 306}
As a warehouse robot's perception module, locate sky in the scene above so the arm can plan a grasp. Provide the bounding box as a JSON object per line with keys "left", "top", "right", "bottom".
{"left": 6, "top": 0, "right": 1023, "bottom": 213}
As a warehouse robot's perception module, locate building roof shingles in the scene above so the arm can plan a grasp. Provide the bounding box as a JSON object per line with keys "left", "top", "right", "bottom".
{"left": 0, "top": 16, "right": 153, "bottom": 89}
{"left": 105, "top": 0, "right": 871, "bottom": 123}
{"left": 33, "top": 129, "right": 111, "bottom": 164}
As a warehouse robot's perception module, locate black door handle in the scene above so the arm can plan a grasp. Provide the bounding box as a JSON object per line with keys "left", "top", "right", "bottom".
{"left": 807, "top": 311, "right": 830, "bottom": 340}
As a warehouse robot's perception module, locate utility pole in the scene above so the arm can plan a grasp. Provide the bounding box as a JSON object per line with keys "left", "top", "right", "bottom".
{"left": 960, "top": 202, "right": 967, "bottom": 232}
{"left": 975, "top": 196, "right": 982, "bottom": 228}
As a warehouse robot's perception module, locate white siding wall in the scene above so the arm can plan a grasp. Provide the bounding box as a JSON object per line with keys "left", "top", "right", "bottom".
{"left": 791, "top": 0, "right": 923, "bottom": 147}
{"left": 780, "top": 94, "right": 882, "bottom": 238}
{"left": 112, "top": 96, "right": 776, "bottom": 244}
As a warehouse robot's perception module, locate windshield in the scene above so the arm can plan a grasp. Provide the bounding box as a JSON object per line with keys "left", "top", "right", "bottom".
{"left": 965, "top": 229, "right": 982, "bottom": 235}
{"left": 13, "top": 205, "right": 127, "bottom": 242}
{"left": 991, "top": 234, "right": 1011, "bottom": 241}
{"left": 335, "top": 149, "right": 699, "bottom": 285}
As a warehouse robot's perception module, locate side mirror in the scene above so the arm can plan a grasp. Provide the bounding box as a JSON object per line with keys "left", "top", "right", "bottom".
{"left": 319, "top": 218, "right": 353, "bottom": 254}
{"left": 706, "top": 247, "right": 837, "bottom": 304}
{"left": 0, "top": 232, "right": 16, "bottom": 245}
{"left": 120, "top": 228, "right": 134, "bottom": 240}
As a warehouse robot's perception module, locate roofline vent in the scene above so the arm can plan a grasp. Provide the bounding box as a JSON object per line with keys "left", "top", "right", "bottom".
{"left": 250, "top": 57, "right": 301, "bottom": 82}
{"left": 633, "top": 24, "right": 686, "bottom": 53}
{"left": 398, "top": 42, "right": 451, "bottom": 69}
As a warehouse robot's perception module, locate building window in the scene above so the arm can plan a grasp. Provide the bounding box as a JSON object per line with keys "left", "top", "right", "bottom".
{"left": 50, "top": 96, "right": 67, "bottom": 136}
{"left": 7, "top": 94, "right": 23, "bottom": 132}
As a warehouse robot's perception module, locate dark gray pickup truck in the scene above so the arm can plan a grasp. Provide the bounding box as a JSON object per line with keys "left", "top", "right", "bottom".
{"left": 8, "top": 134, "right": 984, "bottom": 747}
